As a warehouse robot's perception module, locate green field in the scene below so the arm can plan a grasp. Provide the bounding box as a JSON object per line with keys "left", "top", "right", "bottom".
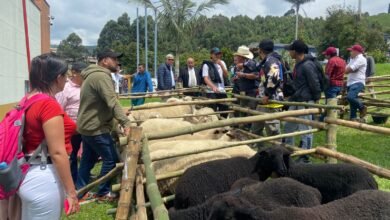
{"left": 63, "top": 63, "right": 390, "bottom": 220}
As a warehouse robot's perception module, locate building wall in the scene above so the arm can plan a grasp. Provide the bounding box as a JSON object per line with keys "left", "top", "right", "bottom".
{"left": 33, "top": 0, "right": 50, "bottom": 53}
{"left": 0, "top": 0, "right": 42, "bottom": 119}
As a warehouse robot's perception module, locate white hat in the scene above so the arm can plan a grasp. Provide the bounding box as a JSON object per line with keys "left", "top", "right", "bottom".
{"left": 234, "top": 46, "right": 254, "bottom": 59}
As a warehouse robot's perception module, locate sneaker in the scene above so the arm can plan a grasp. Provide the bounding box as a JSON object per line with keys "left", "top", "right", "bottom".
{"left": 79, "top": 192, "right": 96, "bottom": 203}
{"left": 359, "top": 105, "right": 367, "bottom": 118}
{"left": 96, "top": 192, "right": 118, "bottom": 203}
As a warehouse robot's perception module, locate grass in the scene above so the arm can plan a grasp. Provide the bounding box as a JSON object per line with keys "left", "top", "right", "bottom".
{"left": 63, "top": 64, "right": 390, "bottom": 219}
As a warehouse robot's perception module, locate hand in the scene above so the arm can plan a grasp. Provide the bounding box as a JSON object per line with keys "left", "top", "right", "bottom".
{"left": 237, "top": 72, "right": 245, "bottom": 78}
{"left": 236, "top": 63, "right": 244, "bottom": 70}
{"left": 124, "top": 127, "right": 131, "bottom": 136}
{"left": 212, "top": 86, "right": 219, "bottom": 93}
{"left": 65, "top": 192, "right": 80, "bottom": 216}
{"left": 262, "top": 96, "right": 269, "bottom": 104}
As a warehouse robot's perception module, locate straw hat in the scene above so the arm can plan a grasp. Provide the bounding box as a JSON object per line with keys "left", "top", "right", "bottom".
{"left": 234, "top": 46, "right": 254, "bottom": 59}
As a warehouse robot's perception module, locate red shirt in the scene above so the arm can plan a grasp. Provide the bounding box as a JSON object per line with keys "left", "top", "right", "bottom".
{"left": 23, "top": 98, "right": 76, "bottom": 155}
{"left": 325, "top": 56, "right": 346, "bottom": 87}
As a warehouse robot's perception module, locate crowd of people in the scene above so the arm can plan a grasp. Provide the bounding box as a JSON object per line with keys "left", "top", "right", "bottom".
{"left": 0, "top": 37, "right": 373, "bottom": 219}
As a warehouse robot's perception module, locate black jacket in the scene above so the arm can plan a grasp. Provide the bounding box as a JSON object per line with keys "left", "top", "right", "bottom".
{"left": 290, "top": 55, "right": 322, "bottom": 102}
{"left": 178, "top": 66, "right": 201, "bottom": 88}
{"left": 200, "top": 60, "right": 222, "bottom": 85}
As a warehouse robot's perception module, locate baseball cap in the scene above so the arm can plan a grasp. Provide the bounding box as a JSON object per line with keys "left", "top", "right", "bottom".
{"left": 97, "top": 49, "right": 123, "bottom": 61}
{"left": 258, "top": 39, "right": 274, "bottom": 52}
{"left": 210, "top": 47, "right": 222, "bottom": 54}
{"left": 284, "top": 40, "right": 308, "bottom": 54}
{"left": 322, "top": 47, "right": 337, "bottom": 56}
{"left": 347, "top": 44, "right": 364, "bottom": 53}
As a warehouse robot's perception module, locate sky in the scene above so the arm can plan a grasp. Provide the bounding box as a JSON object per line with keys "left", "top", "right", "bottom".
{"left": 47, "top": 0, "right": 388, "bottom": 46}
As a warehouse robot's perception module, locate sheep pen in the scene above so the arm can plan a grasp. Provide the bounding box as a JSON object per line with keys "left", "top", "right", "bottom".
{"left": 75, "top": 92, "right": 390, "bottom": 220}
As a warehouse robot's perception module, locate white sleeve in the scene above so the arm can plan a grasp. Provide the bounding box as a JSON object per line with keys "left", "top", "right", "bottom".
{"left": 202, "top": 64, "right": 209, "bottom": 77}
{"left": 221, "top": 61, "right": 227, "bottom": 70}
{"left": 349, "top": 57, "right": 366, "bottom": 72}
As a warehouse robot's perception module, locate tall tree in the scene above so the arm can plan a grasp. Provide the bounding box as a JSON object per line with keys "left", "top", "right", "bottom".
{"left": 284, "top": 0, "right": 315, "bottom": 40}
{"left": 131, "top": 0, "right": 229, "bottom": 73}
{"left": 57, "top": 33, "right": 87, "bottom": 62}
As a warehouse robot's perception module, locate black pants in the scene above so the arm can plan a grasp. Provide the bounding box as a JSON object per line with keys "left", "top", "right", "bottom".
{"left": 183, "top": 91, "right": 202, "bottom": 97}
{"left": 70, "top": 134, "right": 82, "bottom": 183}
{"left": 206, "top": 93, "right": 229, "bottom": 118}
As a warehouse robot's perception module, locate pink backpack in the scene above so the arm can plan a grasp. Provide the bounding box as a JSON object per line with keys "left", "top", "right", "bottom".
{"left": 0, "top": 94, "right": 50, "bottom": 199}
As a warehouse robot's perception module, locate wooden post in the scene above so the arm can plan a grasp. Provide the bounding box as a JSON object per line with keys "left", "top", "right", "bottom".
{"left": 239, "top": 92, "right": 246, "bottom": 129}
{"left": 325, "top": 98, "right": 338, "bottom": 164}
{"left": 142, "top": 137, "right": 169, "bottom": 220}
{"left": 135, "top": 167, "right": 147, "bottom": 220}
{"left": 115, "top": 127, "right": 143, "bottom": 220}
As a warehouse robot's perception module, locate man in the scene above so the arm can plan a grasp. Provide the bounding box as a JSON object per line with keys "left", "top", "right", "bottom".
{"left": 201, "top": 47, "right": 229, "bottom": 117}
{"left": 251, "top": 39, "right": 284, "bottom": 139}
{"left": 233, "top": 45, "right": 258, "bottom": 99}
{"left": 178, "top": 57, "right": 201, "bottom": 96}
{"left": 111, "top": 64, "right": 123, "bottom": 95}
{"left": 157, "top": 54, "right": 176, "bottom": 91}
{"left": 322, "top": 47, "right": 346, "bottom": 99}
{"left": 131, "top": 64, "right": 154, "bottom": 106}
{"left": 284, "top": 40, "right": 322, "bottom": 163}
{"left": 76, "top": 49, "right": 131, "bottom": 201}
{"left": 345, "top": 44, "right": 367, "bottom": 121}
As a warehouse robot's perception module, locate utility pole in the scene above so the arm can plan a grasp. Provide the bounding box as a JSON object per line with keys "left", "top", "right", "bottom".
{"left": 145, "top": 7, "right": 148, "bottom": 72}
{"left": 358, "top": 0, "right": 362, "bottom": 19}
{"left": 154, "top": 9, "right": 158, "bottom": 78}
{"left": 136, "top": 7, "right": 139, "bottom": 68}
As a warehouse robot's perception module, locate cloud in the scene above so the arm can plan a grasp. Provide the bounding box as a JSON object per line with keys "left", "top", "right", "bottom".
{"left": 47, "top": 0, "right": 387, "bottom": 46}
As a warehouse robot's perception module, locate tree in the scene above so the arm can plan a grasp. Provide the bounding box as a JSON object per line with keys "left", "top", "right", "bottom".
{"left": 131, "top": 0, "right": 230, "bottom": 73}
{"left": 57, "top": 33, "right": 87, "bottom": 62}
{"left": 284, "top": 0, "right": 315, "bottom": 40}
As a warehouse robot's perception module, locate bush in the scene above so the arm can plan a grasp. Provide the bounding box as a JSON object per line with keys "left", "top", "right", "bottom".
{"left": 369, "top": 49, "right": 388, "bottom": 63}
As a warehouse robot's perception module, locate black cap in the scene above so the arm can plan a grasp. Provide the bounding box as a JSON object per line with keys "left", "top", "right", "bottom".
{"left": 97, "top": 49, "right": 123, "bottom": 61}
{"left": 284, "top": 40, "right": 308, "bottom": 54}
{"left": 258, "top": 39, "right": 274, "bottom": 52}
{"left": 210, "top": 47, "right": 222, "bottom": 54}
{"left": 71, "top": 62, "right": 88, "bottom": 72}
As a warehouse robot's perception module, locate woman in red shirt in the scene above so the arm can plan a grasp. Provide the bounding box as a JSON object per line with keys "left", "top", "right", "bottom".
{"left": 17, "top": 53, "right": 79, "bottom": 219}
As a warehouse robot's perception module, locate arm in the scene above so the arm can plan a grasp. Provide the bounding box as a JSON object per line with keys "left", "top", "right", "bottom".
{"left": 146, "top": 73, "right": 154, "bottom": 92}
{"left": 202, "top": 64, "right": 218, "bottom": 93}
{"left": 157, "top": 65, "right": 165, "bottom": 90}
{"left": 43, "top": 116, "right": 79, "bottom": 215}
{"left": 304, "top": 63, "right": 322, "bottom": 97}
{"left": 326, "top": 60, "right": 335, "bottom": 78}
{"left": 95, "top": 75, "right": 131, "bottom": 133}
{"left": 217, "top": 60, "right": 229, "bottom": 78}
{"left": 345, "top": 57, "right": 366, "bottom": 75}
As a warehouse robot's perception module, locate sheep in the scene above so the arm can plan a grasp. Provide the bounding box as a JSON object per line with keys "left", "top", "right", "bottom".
{"left": 169, "top": 177, "right": 322, "bottom": 220}
{"left": 173, "top": 153, "right": 261, "bottom": 209}
{"left": 208, "top": 190, "right": 390, "bottom": 220}
{"left": 150, "top": 142, "right": 256, "bottom": 195}
{"left": 254, "top": 146, "right": 378, "bottom": 203}
{"left": 184, "top": 107, "right": 219, "bottom": 124}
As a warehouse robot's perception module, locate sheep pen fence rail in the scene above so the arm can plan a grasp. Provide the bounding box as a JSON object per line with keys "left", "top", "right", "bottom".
{"left": 83, "top": 85, "right": 389, "bottom": 219}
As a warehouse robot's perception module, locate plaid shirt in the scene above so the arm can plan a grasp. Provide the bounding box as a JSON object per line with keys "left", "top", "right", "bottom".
{"left": 325, "top": 56, "right": 346, "bottom": 87}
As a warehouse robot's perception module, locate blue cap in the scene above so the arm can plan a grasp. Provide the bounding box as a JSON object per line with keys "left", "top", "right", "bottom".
{"left": 210, "top": 47, "right": 222, "bottom": 54}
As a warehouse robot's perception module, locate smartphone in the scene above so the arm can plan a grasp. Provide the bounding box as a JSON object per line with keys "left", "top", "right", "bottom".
{"left": 64, "top": 199, "right": 70, "bottom": 215}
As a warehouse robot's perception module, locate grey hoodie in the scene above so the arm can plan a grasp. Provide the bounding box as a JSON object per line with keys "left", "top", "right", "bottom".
{"left": 77, "top": 64, "right": 130, "bottom": 136}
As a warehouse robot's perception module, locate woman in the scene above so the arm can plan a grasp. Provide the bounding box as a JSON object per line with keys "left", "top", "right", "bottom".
{"left": 18, "top": 53, "right": 79, "bottom": 219}
{"left": 56, "top": 62, "right": 88, "bottom": 183}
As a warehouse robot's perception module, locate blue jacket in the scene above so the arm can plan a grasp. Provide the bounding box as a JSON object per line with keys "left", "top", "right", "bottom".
{"left": 157, "top": 63, "right": 175, "bottom": 90}
{"left": 131, "top": 71, "right": 154, "bottom": 93}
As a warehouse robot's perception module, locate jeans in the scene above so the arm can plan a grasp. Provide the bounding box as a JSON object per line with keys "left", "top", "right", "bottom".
{"left": 76, "top": 133, "right": 119, "bottom": 197}
{"left": 132, "top": 98, "right": 145, "bottom": 106}
{"left": 70, "top": 134, "right": 82, "bottom": 183}
{"left": 325, "top": 86, "right": 342, "bottom": 99}
{"left": 283, "top": 105, "right": 313, "bottom": 150}
{"left": 347, "top": 83, "right": 365, "bottom": 119}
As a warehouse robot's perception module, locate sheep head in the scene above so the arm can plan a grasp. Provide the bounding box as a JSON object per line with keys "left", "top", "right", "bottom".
{"left": 207, "top": 196, "right": 255, "bottom": 220}
{"left": 253, "top": 146, "right": 292, "bottom": 181}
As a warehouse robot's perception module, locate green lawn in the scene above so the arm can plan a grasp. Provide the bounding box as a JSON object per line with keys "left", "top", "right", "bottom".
{"left": 64, "top": 63, "right": 390, "bottom": 219}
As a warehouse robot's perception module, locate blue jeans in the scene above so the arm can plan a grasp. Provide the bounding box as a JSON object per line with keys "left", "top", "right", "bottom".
{"left": 347, "top": 83, "right": 365, "bottom": 119}
{"left": 325, "top": 86, "right": 342, "bottom": 99}
{"left": 70, "top": 134, "right": 82, "bottom": 183}
{"left": 283, "top": 105, "right": 313, "bottom": 150}
{"left": 132, "top": 98, "right": 145, "bottom": 106}
{"left": 76, "top": 133, "right": 119, "bottom": 197}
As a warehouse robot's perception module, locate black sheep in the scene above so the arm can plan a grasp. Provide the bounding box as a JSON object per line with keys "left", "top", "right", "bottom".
{"left": 174, "top": 155, "right": 260, "bottom": 209}
{"left": 170, "top": 177, "right": 322, "bottom": 220}
{"left": 229, "top": 177, "right": 259, "bottom": 191}
{"left": 208, "top": 190, "right": 390, "bottom": 220}
{"left": 254, "top": 146, "right": 378, "bottom": 203}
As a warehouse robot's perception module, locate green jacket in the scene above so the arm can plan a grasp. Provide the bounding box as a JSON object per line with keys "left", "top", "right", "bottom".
{"left": 77, "top": 64, "right": 130, "bottom": 136}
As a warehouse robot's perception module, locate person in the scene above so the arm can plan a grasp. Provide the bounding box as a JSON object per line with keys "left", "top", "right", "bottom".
{"left": 283, "top": 40, "right": 322, "bottom": 163}
{"left": 157, "top": 54, "right": 176, "bottom": 91}
{"left": 55, "top": 62, "right": 88, "bottom": 183}
{"left": 345, "top": 44, "right": 367, "bottom": 121}
{"left": 131, "top": 64, "right": 154, "bottom": 106}
{"left": 251, "top": 39, "right": 284, "bottom": 139}
{"left": 111, "top": 64, "right": 123, "bottom": 96}
{"left": 18, "top": 53, "right": 79, "bottom": 219}
{"left": 365, "top": 54, "right": 375, "bottom": 78}
{"left": 201, "top": 47, "right": 229, "bottom": 117}
{"left": 76, "top": 49, "right": 131, "bottom": 201}
{"left": 322, "top": 47, "right": 346, "bottom": 99}
{"left": 178, "top": 57, "right": 201, "bottom": 96}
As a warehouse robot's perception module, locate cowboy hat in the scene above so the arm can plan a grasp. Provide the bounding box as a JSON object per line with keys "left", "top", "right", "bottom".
{"left": 234, "top": 46, "right": 254, "bottom": 59}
